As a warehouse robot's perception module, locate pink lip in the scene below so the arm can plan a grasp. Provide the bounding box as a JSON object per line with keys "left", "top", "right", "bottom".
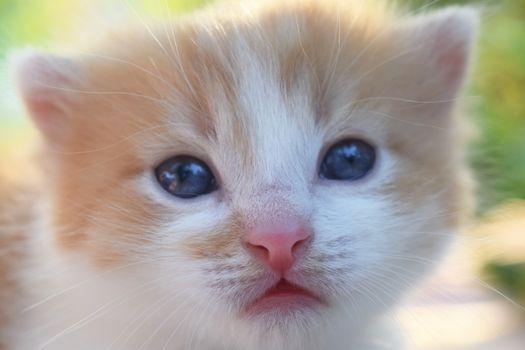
{"left": 244, "top": 279, "right": 324, "bottom": 316}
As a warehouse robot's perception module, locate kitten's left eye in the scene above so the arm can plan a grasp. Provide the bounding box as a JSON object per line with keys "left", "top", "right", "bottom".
{"left": 319, "top": 139, "right": 376, "bottom": 181}
{"left": 155, "top": 156, "right": 217, "bottom": 199}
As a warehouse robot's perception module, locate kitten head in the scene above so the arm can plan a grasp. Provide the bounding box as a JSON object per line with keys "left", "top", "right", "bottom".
{"left": 14, "top": 1, "right": 477, "bottom": 348}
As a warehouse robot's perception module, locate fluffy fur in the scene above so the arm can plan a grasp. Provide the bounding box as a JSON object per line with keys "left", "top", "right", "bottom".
{"left": 1, "top": 1, "right": 477, "bottom": 349}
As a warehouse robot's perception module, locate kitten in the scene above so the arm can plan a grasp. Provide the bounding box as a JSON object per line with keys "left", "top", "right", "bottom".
{"left": 1, "top": 0, "right": 477, "bottom": 349}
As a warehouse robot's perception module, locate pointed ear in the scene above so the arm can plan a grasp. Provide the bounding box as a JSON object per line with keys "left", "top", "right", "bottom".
{"left": 11, "top": 49, "right": 76, "bottom": 143}
{"left": 400, "top": 7, "right": 479, "bottom": 100}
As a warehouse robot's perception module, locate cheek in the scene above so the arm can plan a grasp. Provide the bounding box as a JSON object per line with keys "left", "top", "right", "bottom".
{"left": 81, "top": 193, "right": 170, "bottom": 265}
{"left": 311, "top": 190, "right": 453, "bottom": 270}
{"left": 156, "top": 208, "right": 237, "bottom": 258}
{"left": 133, "top": 173, "right": 235, "bottom": 255}
{"left": 312, "top": 194, "right": 396, "bottom": 261}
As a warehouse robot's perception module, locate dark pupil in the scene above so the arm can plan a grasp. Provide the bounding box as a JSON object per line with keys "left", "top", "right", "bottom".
{"left": 156, "top": 156, "right": 216, "bottom": 198}
{"left": 320, "top": 139, "right": 375, "bottom": 181}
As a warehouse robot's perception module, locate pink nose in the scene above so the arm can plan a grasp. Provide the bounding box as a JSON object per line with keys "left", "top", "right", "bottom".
{"left": 244, "top": 220, "right": 312, "bottom": 273}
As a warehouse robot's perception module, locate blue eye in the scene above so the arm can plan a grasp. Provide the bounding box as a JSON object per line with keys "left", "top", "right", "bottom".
{"left": 155, "top": 156, "right": 217, "bottom": 198}
{"left": 319, "top": 139, "right": 376, "bottom": 181}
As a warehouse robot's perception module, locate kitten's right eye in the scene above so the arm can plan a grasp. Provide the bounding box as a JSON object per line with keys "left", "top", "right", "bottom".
{"left": 319, "top": 139, "right": 376, "bottom": 181}
{"left": 155, "top": 156, "right": 217, "bottom": 199}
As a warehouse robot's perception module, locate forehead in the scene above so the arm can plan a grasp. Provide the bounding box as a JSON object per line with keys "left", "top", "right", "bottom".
{"left": 67, "top": 1, "right": 450, "bottom": 199}
{"left": 154, "top": 3, "right": 393, "bottom": 126}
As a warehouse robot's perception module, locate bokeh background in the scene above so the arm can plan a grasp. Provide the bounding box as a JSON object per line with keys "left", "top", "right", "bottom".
{"left": 0, "top": 0, "right": 524, "bottom": 349}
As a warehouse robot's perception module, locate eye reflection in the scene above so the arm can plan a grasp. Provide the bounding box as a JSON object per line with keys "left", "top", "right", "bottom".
{"left": 155, "top": 156, "right": 217, "bottom": 198}
{"left": 319, "top": 139, "right": 376, "bottom": 181}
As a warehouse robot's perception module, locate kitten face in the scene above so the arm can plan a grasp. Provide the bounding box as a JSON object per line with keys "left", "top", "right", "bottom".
{"left": 15, "top": 1, "right": 477, "bottom": 348}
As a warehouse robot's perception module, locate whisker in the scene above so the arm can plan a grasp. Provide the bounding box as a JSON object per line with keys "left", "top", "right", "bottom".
{"left": 160, "top": 297, "right": 203, "bottom": 350}
{"left": 117, "top": 287, "right": 191, "bottom": 349}
{"left": 349, "top": 108, "right": 446, "bottom": 130}
{"left": 37, "top": 276, "right": 165, "bottom": 349}
{"left": 65, "top": 50, "right": 174, "bottom": 88}
{"left": 22, "top": 256, "right": 184, "bottom": 313}
{"left": 41, "top": 84, "right": 166, "bottom": 104}
{"left": 354, "top": 44, "right": 424, "bottom": 84}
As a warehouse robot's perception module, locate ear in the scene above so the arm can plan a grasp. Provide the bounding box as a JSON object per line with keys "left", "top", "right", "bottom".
{"left": 10, "top": 49, "right": 76, "bottom": 143}
{"left": 400, "top": 7, "right": 479, "bottom": 100}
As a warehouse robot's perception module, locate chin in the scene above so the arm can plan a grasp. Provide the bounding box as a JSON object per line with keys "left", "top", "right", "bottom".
{"left": 245, "top": 301, "right": 324, "bottom": 334}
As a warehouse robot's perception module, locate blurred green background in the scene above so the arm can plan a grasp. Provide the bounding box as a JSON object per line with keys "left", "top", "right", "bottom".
{"left": 0, "top": 0, "right": 524, "bottom": 334}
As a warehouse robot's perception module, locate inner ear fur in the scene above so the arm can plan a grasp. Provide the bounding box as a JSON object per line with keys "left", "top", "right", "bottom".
{"left": 11, "top": 49, "right": 77, "bottom": 143}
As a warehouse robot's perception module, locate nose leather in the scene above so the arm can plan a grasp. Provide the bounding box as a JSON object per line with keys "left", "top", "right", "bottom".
{"left": 244, "top": 219, "right": 312, "bottom": 273}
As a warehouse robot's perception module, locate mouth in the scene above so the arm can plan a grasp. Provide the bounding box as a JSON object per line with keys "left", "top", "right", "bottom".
{"left": 243, "top": 279, "right": 324, "bottom": 316}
